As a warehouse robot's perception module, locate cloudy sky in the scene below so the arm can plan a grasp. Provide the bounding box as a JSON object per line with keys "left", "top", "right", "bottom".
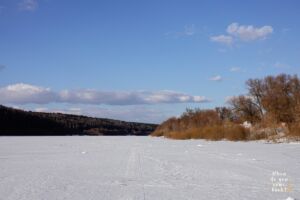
{"left": 0, "top": 0, "right": 299, "bottom": 123}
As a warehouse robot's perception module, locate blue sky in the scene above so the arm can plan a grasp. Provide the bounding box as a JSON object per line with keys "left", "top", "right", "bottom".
{"left": 0, "top": 0, "right": 300, "bottom": 123}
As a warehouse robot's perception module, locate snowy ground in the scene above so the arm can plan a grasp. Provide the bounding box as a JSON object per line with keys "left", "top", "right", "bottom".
{"left": 0, "top": 136, "right": 299, "bottom": 200}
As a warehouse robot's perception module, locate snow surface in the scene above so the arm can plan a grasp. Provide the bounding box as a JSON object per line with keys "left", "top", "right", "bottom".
{"left": 0, "top": 136, "right": 299, "bottom": 200}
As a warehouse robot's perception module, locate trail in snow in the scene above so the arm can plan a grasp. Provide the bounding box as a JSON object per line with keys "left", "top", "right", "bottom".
{"left": 0, "top": 136, "right": 299, "bottom": 200}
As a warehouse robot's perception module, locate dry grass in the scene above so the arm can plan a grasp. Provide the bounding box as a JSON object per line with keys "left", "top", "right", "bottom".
{"left": 223, "top": 123, "right": 250, "bottom": 141}
{"left": 152, "top": 121, "right": 250, "bottom": 141}
{"left": 288, "top": 123, "right": 300, "bottom": 137}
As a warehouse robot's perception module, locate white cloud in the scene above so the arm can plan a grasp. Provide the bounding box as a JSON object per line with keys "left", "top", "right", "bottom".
{"left": 24, "top": 105, "right": 169, "bottom": 123}
{"left": 19, "top": 0, "right": 38, "bottom": 11}
{"left": 211, "top": 22, "right": 273, "bottom": 45}
{"left": 210, "top": 35, "right": 233, "bottom": 45}
{"left": 226, "top": 23, "right": 273, "bottom": 41}
{"left": 0, "top": 83, "right": 210, "bottom": 105}
{"left": 58, "top": 89, "right": 210, "bottom": 105}
{"left": 230, "top": 67, "right": 240, "bottom": 72}
{"left": 209, "top": 75, "right": 222, "bottom": 82}
{"left": 0, "top": 83, "right": 58, "bottom": 104}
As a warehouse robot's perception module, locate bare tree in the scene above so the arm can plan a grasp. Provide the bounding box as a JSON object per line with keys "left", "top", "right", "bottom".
{"left": 245, "top": 74, "right": 300, "bottom": 124}
{"left": 229, "top": 95, "right": 261, "bottom": 123}
{"left": 246, "top": 78, "right": 264, "bottom": 118}
{"left": 261, "top": 74, "right": 295, "bottom": 123}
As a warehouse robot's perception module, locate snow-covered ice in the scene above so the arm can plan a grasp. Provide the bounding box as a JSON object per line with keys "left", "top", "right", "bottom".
{"left": 0, "top": 136, "right": 299, "bottom": 200}
{"left": 286, "top": 197, "right": 295, "bottom": 200}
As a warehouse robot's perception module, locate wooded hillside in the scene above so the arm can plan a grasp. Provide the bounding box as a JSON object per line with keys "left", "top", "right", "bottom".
{"left": 0, "top": 105, "right": 157, "bottom": 136}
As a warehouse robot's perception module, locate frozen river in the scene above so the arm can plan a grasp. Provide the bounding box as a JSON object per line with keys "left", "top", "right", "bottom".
{"left": 0, "top": 136, "right": 299, "bottom": 200}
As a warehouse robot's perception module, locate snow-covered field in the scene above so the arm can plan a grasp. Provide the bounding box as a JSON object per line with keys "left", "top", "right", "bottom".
{"left": 0, "top": 136, "right": 299, "bottom": 200}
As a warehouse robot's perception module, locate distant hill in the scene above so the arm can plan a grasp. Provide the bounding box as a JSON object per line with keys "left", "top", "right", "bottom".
{"left": 0, "top": 105, "right": 157, "bottom": 136}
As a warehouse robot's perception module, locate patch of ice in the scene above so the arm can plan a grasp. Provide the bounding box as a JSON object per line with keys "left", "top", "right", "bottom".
{"left": 81, "top": 151, "right": 87, "bottom": 154}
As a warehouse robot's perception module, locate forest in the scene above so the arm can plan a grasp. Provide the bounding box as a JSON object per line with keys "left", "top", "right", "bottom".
{"left": 0, "top": 105, "right": 157, "bottom": 136}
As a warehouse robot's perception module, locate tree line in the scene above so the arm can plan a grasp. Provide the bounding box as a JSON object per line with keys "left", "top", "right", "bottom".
{"left": 0, "top": 105, "right": 157, "bottom": 136}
